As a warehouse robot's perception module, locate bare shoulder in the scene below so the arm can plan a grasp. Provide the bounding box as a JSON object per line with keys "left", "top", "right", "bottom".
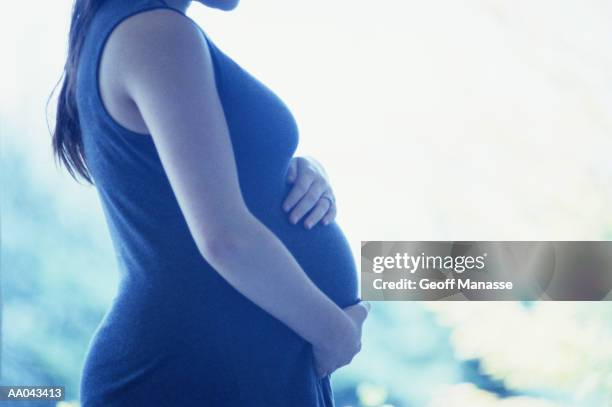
{"left": 104, "top": 8, "right": 210, "bottom": 81}
{"left": 98, "top": 8, "right": 212, "bottom": 133}
{"left": 111, "top": 8, "right": 202, "bottom": 46}
{"left": 99, "top": 7, "right": 218, "bottom": 119}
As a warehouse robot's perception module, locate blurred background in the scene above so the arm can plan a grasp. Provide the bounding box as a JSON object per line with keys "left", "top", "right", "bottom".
{"left": 2, "top": 0, "right": 612, "bottom": 406}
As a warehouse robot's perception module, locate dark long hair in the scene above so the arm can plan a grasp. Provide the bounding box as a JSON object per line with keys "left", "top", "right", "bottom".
{"left": 49, "top": 0, "right": 106, "bottom": 184}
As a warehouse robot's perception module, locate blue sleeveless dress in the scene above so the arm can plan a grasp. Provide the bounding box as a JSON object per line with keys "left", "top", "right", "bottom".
{"left": 75, "top": 1, "right": 359, "bottom": 405}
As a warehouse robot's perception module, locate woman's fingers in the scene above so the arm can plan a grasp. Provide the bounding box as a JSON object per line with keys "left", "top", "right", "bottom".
{"left": 303, "top": 197, "right": 332, "bottom": 229}
{"left": 282, "top": 172, "right": 315, "bottom": 212}
{"left": 285, "top": 158, "right": 298, "bottom": 184}
{"left": 282, "top": 156, "right": 338, "bottom": 228}
{"left": 315, "top": 362, "right": 335, "bottom": 379}
{"left": 314, "top": 362, "right": 326, "bottom": 379}
{"left": 344, "top": 301, "right": 371, "bottom": 325}
{"left": 357, "top": 301, "right": 371, "bottom": 323}
{"left": 313, "top": 347, "right": 338, "bottom": 378}
{"left": 320, "top": 202, "right": 337, "bottom": 226}
{"left": 287, "top": 181, "right": 326, "bottom": 225}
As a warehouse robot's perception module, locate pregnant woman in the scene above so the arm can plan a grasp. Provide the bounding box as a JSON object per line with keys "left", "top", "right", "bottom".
{"left": 50, "top": 0, "right": 369, "bottom": 405}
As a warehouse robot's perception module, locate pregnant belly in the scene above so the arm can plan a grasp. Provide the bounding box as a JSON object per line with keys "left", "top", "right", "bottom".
{"left": 248, "top": 181, "right": 360, "bottom": 309}
{"left": 277, "top": 220, "right": 359, "bottom": 308}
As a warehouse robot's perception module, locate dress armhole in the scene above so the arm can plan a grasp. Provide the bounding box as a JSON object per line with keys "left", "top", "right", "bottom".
{"left": 94, "top": 6, "right": 212, "bottom": 142}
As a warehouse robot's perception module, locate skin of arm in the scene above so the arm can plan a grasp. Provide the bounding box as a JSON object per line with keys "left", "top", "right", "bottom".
{"left": 101, "top": 9, "right": 359, "bottom": 356}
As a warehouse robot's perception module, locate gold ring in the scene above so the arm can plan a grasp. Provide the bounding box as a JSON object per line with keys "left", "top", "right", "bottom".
{"left": 321, "top": 195, "right": 334, "bottom": 206}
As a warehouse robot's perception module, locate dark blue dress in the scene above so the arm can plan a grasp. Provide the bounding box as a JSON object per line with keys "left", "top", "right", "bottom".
{"left": 76, "top": 0, "right": 359, "bottom": 405}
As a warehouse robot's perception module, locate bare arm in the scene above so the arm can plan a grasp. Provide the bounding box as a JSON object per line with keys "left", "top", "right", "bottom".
{"left": 103, "top": 9, "right": 359, "bottom": 354}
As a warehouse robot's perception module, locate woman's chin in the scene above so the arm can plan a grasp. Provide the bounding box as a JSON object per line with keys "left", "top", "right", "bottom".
{"left": 199, "top": 0, "right": 240, "bottom": 11}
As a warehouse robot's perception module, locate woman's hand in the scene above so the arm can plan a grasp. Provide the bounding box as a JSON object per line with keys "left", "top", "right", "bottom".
{"left": 283, "top": 156, "right": 337, "bottom": 229}
{"left": 312, "top": 301, "right": 371, "bottom": 378}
